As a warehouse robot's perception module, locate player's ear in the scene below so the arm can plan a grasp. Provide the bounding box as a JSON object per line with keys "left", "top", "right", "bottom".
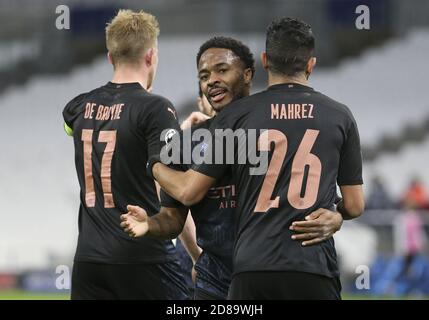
{"left": 243, "top": 68, "right": 253, "bottom": 85}
{"left": 306, "top": 57, "right": 316, "bottom": 75}
{"left": 261, "top": 52, "right": 269, "bottom": 70}
{"left": 107, "top": 52, "right": 114, "bottom": 66}
{"left": 145, "top": 48, "right": 156, "bottom": 67}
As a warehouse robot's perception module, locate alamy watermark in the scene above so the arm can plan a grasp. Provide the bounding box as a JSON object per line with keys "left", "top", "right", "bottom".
{"left": 55, "top": 265, "right": 71, "bottom": 290}
{"left": 160, "top": 128, "right": 270, "bottom": 176}
{"left": 55, "top": 5, "right": 70, "bottom": 30}
{"left": 355, "top": 5, "right": 370, "bottom": 30}
{"left": 355, "top": 265, "right": 370, "bottom": 290}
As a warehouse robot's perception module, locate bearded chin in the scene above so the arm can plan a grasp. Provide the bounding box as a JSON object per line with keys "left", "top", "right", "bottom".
{"left": 231, "top": 90, "right": 246, "bottom": 105}
{"left": 212, "top": 106, "right": 223, "bottom": 112}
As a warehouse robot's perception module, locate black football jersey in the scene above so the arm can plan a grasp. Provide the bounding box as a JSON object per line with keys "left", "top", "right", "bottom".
{"left": 192, "top": 83, "right": 363, "bottom": 278}
{"left": 160, "top": 118, "right": 235, "bottom": 298}
{"left": 63, "top": 82, "right": 180, "bottom": 264}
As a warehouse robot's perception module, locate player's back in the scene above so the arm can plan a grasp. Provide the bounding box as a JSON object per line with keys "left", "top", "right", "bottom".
{"left": 63, "top": 82, "right": 180, "bottom": 264}
{"left": 207, "top": 82, "right": 362, "bottom": 278}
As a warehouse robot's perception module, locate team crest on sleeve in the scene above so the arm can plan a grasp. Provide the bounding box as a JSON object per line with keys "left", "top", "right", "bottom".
{"left": 200, "top": 142, "right": 208, "bottom": 155}
{"left": 164, "top": 128, "right": 178, "bottom": 144}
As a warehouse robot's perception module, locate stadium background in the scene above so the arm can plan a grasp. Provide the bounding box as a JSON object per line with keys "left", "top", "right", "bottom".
{"left": 0, "top": 0, "right": 429, "bottom": 299}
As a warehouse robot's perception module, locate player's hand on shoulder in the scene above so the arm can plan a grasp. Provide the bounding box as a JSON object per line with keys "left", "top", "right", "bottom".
{"left": 180, "top": 112, "right": 210, "bottom": 130}
{"left": 120, "top": 205, "right": 149, "bottom": 238}
{"left": 289, "top": 208, "right": 343, "bottom": 246}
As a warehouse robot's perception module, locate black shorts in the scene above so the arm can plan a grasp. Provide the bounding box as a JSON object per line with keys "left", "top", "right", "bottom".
{"left": 71, "top": 260, "right": 189, "bottom": 300}
{"left": 228, "top": 271, "right": 341, "bottom": 300}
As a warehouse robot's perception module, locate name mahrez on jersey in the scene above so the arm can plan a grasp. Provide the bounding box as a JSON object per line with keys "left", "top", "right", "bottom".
{"left": 271, "top": 103, "right": 314, "bottom": 120}
{"left": 84, "top": 102, "right": 124, "bottom": 121}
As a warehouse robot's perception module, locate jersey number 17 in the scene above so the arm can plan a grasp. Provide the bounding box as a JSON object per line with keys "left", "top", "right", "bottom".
{"left": 81, "top": 129, "right": 117, "bottom": 208}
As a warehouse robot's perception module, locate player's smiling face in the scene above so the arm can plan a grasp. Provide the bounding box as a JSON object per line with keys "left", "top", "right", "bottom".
{"left": 198, "top": 48, "right": 249, "bottom": 112}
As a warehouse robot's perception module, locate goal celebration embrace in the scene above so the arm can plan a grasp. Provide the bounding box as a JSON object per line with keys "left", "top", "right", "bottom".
{"left": 1, "top": 0, "right": 428, "bottom": 306}
{"left": 63, "top": 8, "right": 364, "bottom": 300}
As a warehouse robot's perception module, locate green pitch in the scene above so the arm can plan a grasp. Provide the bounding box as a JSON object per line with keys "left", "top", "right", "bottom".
{"left": 0, "top": 290, "right": 70, "bottom": 300}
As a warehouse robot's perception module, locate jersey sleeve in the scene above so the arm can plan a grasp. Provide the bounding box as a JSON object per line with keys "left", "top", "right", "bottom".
{"left": 141, "top": 97, "right": 181, "bottom": 158}
{"left": 160, "top": 189, "right": 187, "bottom": 209}
{"left": 62, "top": 93, "right": 87, "bottom": 136}
{"left": 337, "top": 114, "right": 363, "bottom": 186}
{"left": 160, "top": 127, "right": 189, "bottom": 209}
{"left": 191, "top": 111, "right": 230, "bottom": 179}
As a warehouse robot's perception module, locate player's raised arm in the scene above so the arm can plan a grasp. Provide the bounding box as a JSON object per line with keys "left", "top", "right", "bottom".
{"left": 151, "top": 164, "right": 216, "bottom": 207}
{"left": 148, "top": 107, "right": 230, "bottom": 207}
{"left": 180, "top": 111, "right": 210, "bottom": 130}
{"left": 121, "top": 204, "right": 188, "bottom": 239}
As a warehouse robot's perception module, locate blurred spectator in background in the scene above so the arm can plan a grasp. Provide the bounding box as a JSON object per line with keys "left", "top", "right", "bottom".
{"left": 372, "top": 201, "right": 429, "bottom": 296}
{"left": 401, "top": 178, "right": 429, "bottom": 210}
{"left": 385, "top": 199, "right": 429, "bottom": 295}
{"left": 366, "top": 176, "right": 397, "bottom": 210}
{"left": 368, "top": 175, "right": 429, "bottom": 297}
{"left": 394, "top": 205, "right": 427, "bottom": 265}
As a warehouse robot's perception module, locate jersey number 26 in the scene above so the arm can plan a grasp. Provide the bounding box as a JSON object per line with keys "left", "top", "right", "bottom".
{"left": 255, "top": 129, "right": 321, "bottom": 212}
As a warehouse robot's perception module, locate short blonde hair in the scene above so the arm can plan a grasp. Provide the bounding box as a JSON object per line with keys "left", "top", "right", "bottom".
{"left": 106, "top": 9, "right": 160, "bottom": 66}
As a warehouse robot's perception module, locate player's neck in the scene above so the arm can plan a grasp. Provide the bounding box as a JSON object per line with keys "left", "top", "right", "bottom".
{"left": 268, "top": 72, "right": 309, "bottom": 87}
{"left": 111, "top": 66, "right": 150, "bottom": 90}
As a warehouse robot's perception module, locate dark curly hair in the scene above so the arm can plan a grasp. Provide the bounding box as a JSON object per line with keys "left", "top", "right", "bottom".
{"left": 266, "top": 17, "right": 315, "bottom": 76}
{"left": 196, "top": 36, "right": 255, "bottom": 78}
